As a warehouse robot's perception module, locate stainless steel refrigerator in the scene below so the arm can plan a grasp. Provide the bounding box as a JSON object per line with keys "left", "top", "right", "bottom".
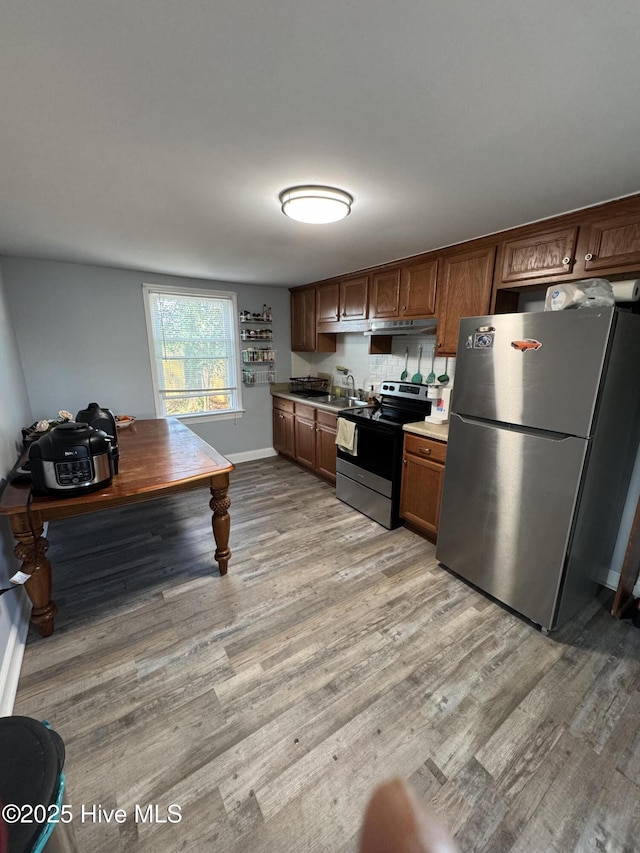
{"left": 436, "top": 306, "right": 640, "bottom": 632}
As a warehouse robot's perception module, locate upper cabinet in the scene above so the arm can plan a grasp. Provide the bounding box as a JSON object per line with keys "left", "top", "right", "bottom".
{"left": 401, "top": 259, "right": 438, "bottom": 316}
{"left": 498, "top": 226, "right": 578, "bottom": 284}
{"left": 370, "top": 259, "right": 437, "bottom": 320}
{"left": 316, "top": 282, "right": 340, "bottom": 324}
{"left": 291, "top": 286, "right": 337, "bottom": 353}
{"left": 292, "top": 194, "right": 640, "bottom": 352}
{"left": 316, "top": 275, "right": 369, "bottom": 328}
{"left": 495, "top": 197, "right": 640, "bottom": 298}
{"left": 581, "top": 212, "right": 640, "bottom": 273}
{"left": 370, "top": 268, "right": 402, "bottom": 318}
{"left": 340, "top": 274, "right": 369, "bottom": 321}
{"left": 436, "top": 246, "right": 496, "bottom": 356}
{"left": 290, "top": 287, "right": 316, "bottom": 351}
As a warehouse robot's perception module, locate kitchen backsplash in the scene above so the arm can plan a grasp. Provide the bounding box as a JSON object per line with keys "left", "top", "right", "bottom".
{"left": 290, "top": 333, "right": 455, "bottom": 396}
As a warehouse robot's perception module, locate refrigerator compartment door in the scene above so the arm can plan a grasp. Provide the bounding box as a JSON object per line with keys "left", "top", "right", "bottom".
{"left": 453, "top": 307, "right": 615, "bottom": 436}
{"left": 436, "top": 414, "right": 588, "bottom": 630}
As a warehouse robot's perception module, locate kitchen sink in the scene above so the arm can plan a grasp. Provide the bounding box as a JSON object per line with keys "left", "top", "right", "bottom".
{"left": 316, "top": 395, "right": 367, "bottom": 409}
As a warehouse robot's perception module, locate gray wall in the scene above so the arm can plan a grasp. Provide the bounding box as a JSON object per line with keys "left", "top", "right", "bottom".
{"left": 0, "top": 261, "right": 32, "bottom": 713}
{"left": 2, "top": 257, "right": 291, "bottom": 457}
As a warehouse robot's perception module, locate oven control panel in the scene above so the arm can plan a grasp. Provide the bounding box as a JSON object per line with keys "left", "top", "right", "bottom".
{"left": 380, "top": 381, "right": 431, "bottom": 402}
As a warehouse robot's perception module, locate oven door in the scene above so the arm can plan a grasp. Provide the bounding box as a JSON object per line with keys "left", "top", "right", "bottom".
{"left": 335, "top": 414, "right": 400, "bottom": 481}
{"left": 336, "top": 413, "right": 403, "bottom": 529}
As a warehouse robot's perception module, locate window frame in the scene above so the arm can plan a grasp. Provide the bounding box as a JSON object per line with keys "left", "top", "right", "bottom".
{"left": 142, "top": 282, "right": 244, "bottom": 423}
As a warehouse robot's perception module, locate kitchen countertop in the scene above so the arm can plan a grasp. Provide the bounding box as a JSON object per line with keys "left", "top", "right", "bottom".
{"left": 403, "top": 421, "right": 449, "bottom": 442}
{"left": 272, "top": 388, "right": 449, "bottom": 440}
{"left": 270, "top": 387, "right": 372, "bottom": 415}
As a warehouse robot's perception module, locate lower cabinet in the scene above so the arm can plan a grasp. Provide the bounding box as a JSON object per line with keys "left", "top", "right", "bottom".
{"left": 273, "top": 397, "right": 294, "bottom": 458}
{"left": 272, "top": 396, "right": 337, "bottom": 483}
{"left": 400, "top": 433, "right": 447, "bottom": 540}
{"left": 294, "top": 403, "right": 317, "bottom": 470}
{"left": 315, "top": 410, "right": 338, "bottom": 483}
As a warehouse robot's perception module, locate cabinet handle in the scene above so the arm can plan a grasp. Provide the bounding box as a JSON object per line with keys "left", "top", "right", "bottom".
{"left": 562, "top": 256, "right": 571, "bottom": 265}
{"left": 402, "top": 305, "right": 407, "bottom": 311}
{"left": 585, "top": 253, "right": 594, "bottom": 261}
{"left": 419, "top": 447, "right": 432, "bottom": 455}
{"left": 437, "top": 341, "right": 442, "bottom": 348}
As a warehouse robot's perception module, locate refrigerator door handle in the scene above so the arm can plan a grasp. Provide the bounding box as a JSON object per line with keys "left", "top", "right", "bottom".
{"left": 454, "top": 413, "right": 578, "bottom": 442}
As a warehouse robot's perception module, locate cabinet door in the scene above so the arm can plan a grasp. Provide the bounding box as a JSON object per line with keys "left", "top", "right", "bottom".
{"left": 273, "top": 408, "right": 294, "bottom": 457}
{"left": 401, "top": 259, "right": 438, "bottom": 317}
{"left": 316, "top": 412, "right": 337, "bottom": 483}
{"left": 400, "top": 453, "right": 444, "bottom": 539}
{"left": 583, "top": 213, "right": 640, "bottom": 272}
{"left": 294, "top": 416, "right": 316, "bottom": 469}
{"left": 436, "top": 246, "right": 495, "bottom": 356}
{"left": 291, "top": 288, "right": 316, "bottom": 351}
{"left": 499, "top": 227, "right": 577, "bottom": 283}
{"left": 340, "top": 275, "right": 369, "bottom": 320}
{"left": 317, "top": 282, "right": 340, "bottom": 324}
{"left": 370, "top": 269, "right": 402, "bottom": 318}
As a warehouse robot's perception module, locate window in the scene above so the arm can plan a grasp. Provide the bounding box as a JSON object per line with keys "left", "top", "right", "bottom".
{"left": 143, "top": 283, "right": 243, "bottom": 420}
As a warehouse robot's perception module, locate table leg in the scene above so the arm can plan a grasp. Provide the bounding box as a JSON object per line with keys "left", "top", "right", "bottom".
{"left": 10, "top": 512, "right": 58, "bottom": 637}
{"left": 209, "top": 473, "right": 231, "bottom": 575}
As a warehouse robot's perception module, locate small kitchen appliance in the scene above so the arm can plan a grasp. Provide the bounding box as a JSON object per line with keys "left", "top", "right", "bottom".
{"left": 76, "top": 402, "right": 119, "bottom": 473}
{"left": 335, "top": 381, "right": 432, "bottom": 529}
{"left": 29, "top": 422, "right": 114, "bottom": 497}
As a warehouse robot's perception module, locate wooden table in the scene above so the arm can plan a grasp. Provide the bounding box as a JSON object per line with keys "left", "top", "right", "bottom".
{"left": 0, "top": 418, "right": 234, "bottom": 637}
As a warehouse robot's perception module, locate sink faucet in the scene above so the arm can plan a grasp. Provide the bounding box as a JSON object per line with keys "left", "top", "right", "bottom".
{"left": 346, "top": 374, "right": 356, "bottom": 397}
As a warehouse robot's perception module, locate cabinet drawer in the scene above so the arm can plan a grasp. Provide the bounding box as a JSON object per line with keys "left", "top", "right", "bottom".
{"left": 316, "top": 409, "right": 337, "bottom": 428}
{"left": 273, "top": 396, "right": 294, "bottom": 414}
{"left": 294, "top": 402, "right": 316, "bottom": 421}
{"left": 404, "top": 433, "right": 447, "bottom": 463}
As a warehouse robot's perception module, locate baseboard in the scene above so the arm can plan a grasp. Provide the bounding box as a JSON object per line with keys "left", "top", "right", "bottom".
{"left": 225, "top": 447, "right": 277, "bottom": 464}
{"left": 604, "top": 568, "right": 621, "bottom": 593}
{"left": 0, "top": 591, "right": 31, "bottom": 717}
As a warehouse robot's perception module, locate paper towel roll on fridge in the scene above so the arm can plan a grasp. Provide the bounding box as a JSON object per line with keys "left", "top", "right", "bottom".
{"left": 611, "top": 280, "right": 640, "bottom": 302}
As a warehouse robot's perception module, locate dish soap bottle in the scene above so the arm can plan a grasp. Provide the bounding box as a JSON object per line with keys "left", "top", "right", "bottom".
{"left": 367, "top": 385, "right": 376, "bottom": 405}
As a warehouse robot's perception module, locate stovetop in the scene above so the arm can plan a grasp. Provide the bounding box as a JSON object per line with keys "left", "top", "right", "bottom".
{"left": 338, "top": 380, "right": 432, "bottom": 428}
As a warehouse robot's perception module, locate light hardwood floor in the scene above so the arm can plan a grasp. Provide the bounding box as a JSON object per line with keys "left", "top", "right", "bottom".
{"left": 13, "top": 457, "right": 640, "bottom": 852}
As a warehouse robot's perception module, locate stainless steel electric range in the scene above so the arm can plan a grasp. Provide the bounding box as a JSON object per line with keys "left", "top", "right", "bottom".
{"left": 335, "top": 381, "right": 432, "bottom": 529}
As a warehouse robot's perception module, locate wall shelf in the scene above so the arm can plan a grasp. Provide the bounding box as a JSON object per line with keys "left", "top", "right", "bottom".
{"left": 240, "top": 309, "right": 276, "bottom": 385}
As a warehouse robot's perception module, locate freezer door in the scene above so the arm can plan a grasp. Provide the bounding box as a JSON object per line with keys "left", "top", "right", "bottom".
{"left": 453, "top": 307, "right": 615, "bottom": 436}
{"left": 436, "top": 414, "right": 588, "bottom": 630}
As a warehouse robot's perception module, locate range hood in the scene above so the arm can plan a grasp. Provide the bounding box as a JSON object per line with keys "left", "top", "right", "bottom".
{"left": 364, "top": 318, "right": 438, "bottom": 336}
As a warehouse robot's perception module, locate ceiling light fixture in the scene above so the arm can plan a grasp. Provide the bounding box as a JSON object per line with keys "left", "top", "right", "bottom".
{"left": 279, "top": 185, "right": 353, "bottom": 224}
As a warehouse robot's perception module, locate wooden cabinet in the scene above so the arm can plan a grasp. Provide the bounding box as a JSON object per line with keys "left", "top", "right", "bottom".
{"left": 581, "top": 211, "right": 640, "bottom": 273}
{"left": 400, "top": 433, "right": 447, "bottom": 540}
{"left": 370, "top": 268, "right": 402, "bottom": 318}
{"left": 294, "top": 402, "right": 317, "bottom": 470}
{"left": 401, "top": 259, "right": 438, "bottom": 316}
{"left": 339, "top": 275, "right": 369, "bottom": 321}
{"left": 316, "top": 276, "right": 368, "bottom": 327}
{"left": 273, "top": 397, "right": 337, "bottom": 483}
{"left": 436, "top": 246, "right": 495, "bottom": 356}
{"left": 498, "top": 226, "right": 578, "bottom": 284}
{"left": 272, "top": 397, "right": 294, "bottom": 458}
{"left": 291, "top": 288, "right": 316, "bottom": 351}
{"left": 370, "top": 260, "right": 437, "bottom": 320}
{"left": 290, "top": 287, "right": 336, "bottom": 353}
{"left": 315, "top": 409, "right": 338, "bottom": 483}
{"left": 316, "top": 282, "right": 340, "bottom": 324}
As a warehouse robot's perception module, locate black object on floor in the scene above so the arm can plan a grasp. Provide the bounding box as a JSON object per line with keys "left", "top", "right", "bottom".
{"left": 0, "top": 717, "right": 65, "bottom": 852}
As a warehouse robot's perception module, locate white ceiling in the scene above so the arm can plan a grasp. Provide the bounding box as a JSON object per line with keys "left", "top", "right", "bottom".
{"left": 2, "top": 1, "right": 640, "bottom": 287}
